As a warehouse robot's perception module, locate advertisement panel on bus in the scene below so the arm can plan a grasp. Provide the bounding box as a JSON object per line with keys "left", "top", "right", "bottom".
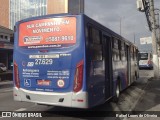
{"left": 19, "top": 17, "right": 76, "bottom": 48}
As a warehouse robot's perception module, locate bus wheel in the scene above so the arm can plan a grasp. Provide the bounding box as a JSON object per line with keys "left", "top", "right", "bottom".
{"left": 112, "top": 82, "right": 120, "bottom": 103}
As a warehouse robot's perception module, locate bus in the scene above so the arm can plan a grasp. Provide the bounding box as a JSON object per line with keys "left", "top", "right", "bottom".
{"left": 13, "top": 14, "right": 139, "bottom": 108}
{"left": 138, "top": 52, "right": 153, "bottom": 69}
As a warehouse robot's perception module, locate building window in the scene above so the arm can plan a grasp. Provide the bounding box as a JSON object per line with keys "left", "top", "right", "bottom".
{"left": 0, "top": 35, "right": 3, "bottom": 39}
{"left": 10, "top": 0, "right": 47, "bottom": 30}
{"left": 5, "top": 36, "right": 8, "bottom": 40}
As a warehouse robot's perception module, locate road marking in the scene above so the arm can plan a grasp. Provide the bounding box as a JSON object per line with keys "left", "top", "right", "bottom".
{"left": 4, "top": 89, "right": 13, "bottom": 92}
{"left": 15, "top": 108, "right": 27, "bottom": 112}
{"left": 0, "top": 89, "right": 13, "bottom": 93}
{"left": 13, "top": 103, "right": 37, "bottom": 112}
{"left": 0, "top": 81, "right": 13, "bottom": 85}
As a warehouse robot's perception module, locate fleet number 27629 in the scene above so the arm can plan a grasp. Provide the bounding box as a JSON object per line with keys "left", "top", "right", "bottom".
{"left": 35, "top": 59, "right": 53, "bottom": 65}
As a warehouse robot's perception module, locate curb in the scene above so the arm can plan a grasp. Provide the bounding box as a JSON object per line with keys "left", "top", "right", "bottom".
{"left": 122, "top": 77, "right": 151, "bottom": 120}
{"left": 131, "top": 78, "right": 150, "bottom": 111}
{"left": 0, "top": 81, "right": 13, "bottom": 90}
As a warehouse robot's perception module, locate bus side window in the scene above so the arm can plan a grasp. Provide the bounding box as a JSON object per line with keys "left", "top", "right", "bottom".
{"left": 124, "top": 43, "right": 127, "bottom": 61}
{"left": 133, "top": 47, "right": 135, "bottom": 60}
{"left": 134, "top": 47, "right": 137, "bottom": 61}
{"left": 85, "top": 26, "right": 89, "bottom": 46}
{"left": 150, "top": 53, "right": 153, "bottom": 59}
{"left": 112, "top": 38, "right": 119, "bottom": 61}
{"left": 151, "top": 54, "right": 153, "bottom": 59}
{"left": 88, "top": 26, "right": 92, "bottom": 42}
{"left": 91, "top": 44, "right": 102, "bottom": 61}
{"left": 88, "top": 26, "right": 102, "bottom": 61}
{"left": 122, "top": 42, "right": 126, "bottom": 61}
{"left": 136, "top": 49, "right": 138, "bottom": 60}
{"left": 118, "top": 40, "right": 122, "bottom": 60}
{"left": 121, "top": 51, "right": 125, "bottom": 61}
{"left": 92, "top": 27, "right": 101, "bottom": 44}
{"left": 130, "top": 46, "right": 133, "bottom": 60}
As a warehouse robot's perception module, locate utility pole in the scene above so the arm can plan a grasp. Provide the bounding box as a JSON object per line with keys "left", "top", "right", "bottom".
{"left": 137, "top": 0, "right": 159, "bottom": 78}
{"left": 150, "top": 0, "right": 159, "bottom": 78}
{"left": 80, "top": 0, "right": 84, "bottom": 13}
{"left": 154, "top": 8, "right": 160, "bottom": 47}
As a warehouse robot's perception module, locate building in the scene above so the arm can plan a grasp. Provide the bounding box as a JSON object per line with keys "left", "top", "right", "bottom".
{"left": 0, "top": 0, "right": 9, "bottom": 28}
{"left": 0, "top": 0, "right": 68, "bottom": 29}
{"left": 47, "top": 0, "right": 68, "bottom": 14}
{"left": 0, "top": 25, "right": 13, "bottom": 70}
{"left": 9, "top": 0, "right": 69, "bottom": 30}
{"left": 0, "top": 0, "right": 84, "bottom": 29}
{"left": 0, "top": 0, "right": 13, "bottom": 70}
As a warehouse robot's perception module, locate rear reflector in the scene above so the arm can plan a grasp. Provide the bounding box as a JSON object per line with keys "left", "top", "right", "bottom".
{"left": 73, "top": 60, "right": 84, "bottom": 92}
{"left": 148, "top": 60, "right": 151, "bottom": 64}
{"left": 14, "top": 62, "right": 20, "bottom": 88}
{"left": 77, "top": 99, "right": 84, "bottom": 102}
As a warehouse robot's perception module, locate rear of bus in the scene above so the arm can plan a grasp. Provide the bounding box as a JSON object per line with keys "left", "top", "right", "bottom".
{"left": 13, "top": 14, "right": 88, "bottom": 108}
{"left": 138, "top": 52, "right": 153, "bottom": 69}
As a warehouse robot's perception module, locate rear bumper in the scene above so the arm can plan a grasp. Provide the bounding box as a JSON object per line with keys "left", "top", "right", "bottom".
{"left": 13, "top": 87, "right": 88, "bottom": 108}
{"left": 139, "top": 64, "right": 153, "bottom": 69}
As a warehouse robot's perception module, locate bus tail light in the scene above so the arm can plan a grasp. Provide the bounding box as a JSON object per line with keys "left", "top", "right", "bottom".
{"left": 14, "top": 62, "right": 20, "bottom": 88}
{"left": 148, "top": 60, "right": 151, "bottom": 64}
{"left": 73, "top": 60, "right": 84, "bottom": 92}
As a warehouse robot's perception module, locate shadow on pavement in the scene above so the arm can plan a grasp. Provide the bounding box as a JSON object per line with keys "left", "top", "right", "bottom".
{"left": 37, "top": 78, "right": 149, "bottom": 119}
{"left": 132, "top": 78, "right": 160, "bottom": 115}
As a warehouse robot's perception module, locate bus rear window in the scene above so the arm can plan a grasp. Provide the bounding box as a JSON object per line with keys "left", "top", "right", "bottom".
{"left": 18, "top": 17, "right": 76, "bottom": 48}
{"left": 139, "top": 53, "right": 148, "bottom": 60}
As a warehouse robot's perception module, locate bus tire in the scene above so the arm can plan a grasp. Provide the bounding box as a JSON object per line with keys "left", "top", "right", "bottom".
{"left": 112, "top": 81, "right": 120, "bottom": 103}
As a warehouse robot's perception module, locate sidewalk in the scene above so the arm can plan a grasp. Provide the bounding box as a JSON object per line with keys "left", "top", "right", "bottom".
{"left": 128, "top": 77, "right": 160, "bottom": 119}
{"left": 0, "top": 80, "right": 13, "bottom": 85}
{"left": 0, "top": 80, "right": 13, "bottom": 89}
{"left": 133, "top": 78, "right": 160, "bottom": 111}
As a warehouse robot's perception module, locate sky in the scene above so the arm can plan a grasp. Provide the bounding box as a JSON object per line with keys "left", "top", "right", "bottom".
{"left": 85, "top": 0, "right": 160, "bottom": 52}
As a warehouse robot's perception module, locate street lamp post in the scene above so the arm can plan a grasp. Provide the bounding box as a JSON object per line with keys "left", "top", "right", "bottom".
{"left": 120, "top": 17, "right": 121, "bottom": 36}
{"left": 119, "top": 16, "right": 124, "bottom": 36}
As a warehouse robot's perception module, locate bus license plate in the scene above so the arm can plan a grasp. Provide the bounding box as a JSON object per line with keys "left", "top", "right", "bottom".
{"left": 37, "top": 80, "right": 51, "bottom": 86}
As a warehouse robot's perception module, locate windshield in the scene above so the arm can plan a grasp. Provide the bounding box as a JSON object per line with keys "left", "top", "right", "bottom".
{"left": 18, "top": 17, "right": 76, "bottom": 49}
{"left": 139, "top": 53, "right": 148, "bottom": 60}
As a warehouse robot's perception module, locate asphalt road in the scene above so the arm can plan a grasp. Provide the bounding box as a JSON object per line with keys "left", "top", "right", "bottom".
{"left": 0, "top": 70, "right": 153, "bottom": 120}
